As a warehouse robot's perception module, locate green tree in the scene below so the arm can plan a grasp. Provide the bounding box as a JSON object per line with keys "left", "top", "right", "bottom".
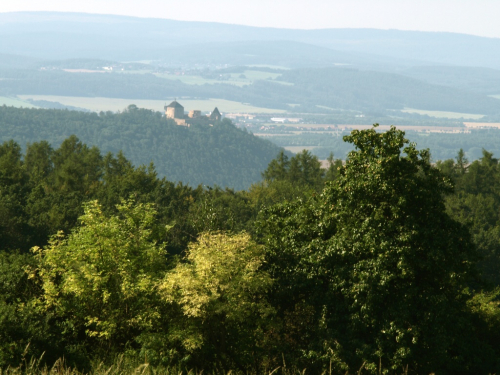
{"left": 0, "top": 251, "right": 55, "bottom": 367}
{"left": 161, "top": 231, "right": 274, "bottom": 370}
{"left": 262, "top": 149, "right": 324, "bottom": 189}
{"left": 262, "top": 150, "right": 289, "bottom": 182}
{"left": 25, "top": 140, "right": 54, "bottom": 183}
{"left": 32, "top": 198, "right": 169, "bottom": 356}
{"left": 187, "top": 187, "right": 254, "bottom": 234}
{"left": 324, "top": 151, "right": 343, "bottom": 181}
{"left": 32, "top": 136, "right": 105, "bottom": 236}
{"left": 439, "top": 150, "right": 500, "bottom": 287}
{"left": 51, "top": 135, "right": 102, "bottom": 195}
{"left": 0, "top": 140, "right": 31, "bottom": 251}
{"left": 259, "top": 125, "right": 487, "bottom": 373}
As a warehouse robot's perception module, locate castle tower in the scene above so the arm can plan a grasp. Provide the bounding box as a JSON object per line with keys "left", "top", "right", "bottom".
{"left": 209, "top": 107, "right": 222, "bottom": 121}
{"left": 165, "top": 100, "right": 184, "bottom": 119}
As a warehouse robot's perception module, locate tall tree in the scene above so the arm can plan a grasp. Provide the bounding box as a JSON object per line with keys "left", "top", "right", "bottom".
{"left": 259, "top": 125, "right": 487, "bottom": 373}
{"left": 0, "top": 140, "right": 30, "bottom": 251}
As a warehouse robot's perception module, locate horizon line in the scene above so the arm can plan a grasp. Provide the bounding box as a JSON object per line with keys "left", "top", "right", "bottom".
{"left": 1, "top": 10, "right": 499, "bottom": 39}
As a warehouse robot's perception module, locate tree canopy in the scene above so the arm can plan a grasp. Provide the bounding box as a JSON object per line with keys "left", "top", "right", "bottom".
{"left": 258, "top": 125, "right": 486, "bottom": 373}
{"left": 1, "top": 126, "right": 500, "bottom": 373}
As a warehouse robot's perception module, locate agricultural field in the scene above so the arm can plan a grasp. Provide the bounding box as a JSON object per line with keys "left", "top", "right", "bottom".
{"left": 154, "top": 70, "right": 284, "bottom": 87}
{"left": 17, "top": 95, "right": 287, "bottom": 114}
{"left": 401, "top": 107, "right": 485, "bottom": 119}
{"left": 0, "top": 96, "right": 37, "bottom": 108}
{"left": 154, "top": 73, "right": 236, "bottom": 86}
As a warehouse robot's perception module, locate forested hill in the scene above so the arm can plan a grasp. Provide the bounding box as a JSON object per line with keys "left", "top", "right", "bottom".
{"left": 0, "top": 105, "right": 283, "bottom": 190}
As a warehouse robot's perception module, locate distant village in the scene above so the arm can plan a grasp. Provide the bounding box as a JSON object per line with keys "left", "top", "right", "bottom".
{"left": 163, "top": 100, "right": 494, "bottom": 134}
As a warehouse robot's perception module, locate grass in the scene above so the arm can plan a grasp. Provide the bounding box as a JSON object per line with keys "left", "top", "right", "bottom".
{"left": 401, "top": 107, "right": 485, "bottom": 120}
{"left": 17, "top": 96, "right": 286, "bottom": 114}
{"left": 0, "top": 97, "right": 38, "bottom": 108}
{"left": 0, "top": 356, "right": 313, "bottom": 375}
{"left": 0, "top": 356, "right": 416, "bottom": 375}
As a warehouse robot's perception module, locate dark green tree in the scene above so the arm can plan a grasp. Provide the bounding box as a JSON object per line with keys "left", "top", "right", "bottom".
{"left": 258, "top": 126, "right": 488, "bottom": 373}
{"left": 440, "top": 149, "right": 500, "bottom": 287}
{"left": 324, "top": 151, "right": 343, "bottom": 181}
{"left": 0, "top": 140, "right": 31, "bottom": 251}
{"left": 261, "top": 150, "right": 290, "bottom": 182}
{"left": 262, "top": 149, "right": 323, "bottom": 189}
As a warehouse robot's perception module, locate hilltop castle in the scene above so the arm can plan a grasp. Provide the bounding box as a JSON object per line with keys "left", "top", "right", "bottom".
{"left": 164, "top": 100, "right": 221, "bottom": 126}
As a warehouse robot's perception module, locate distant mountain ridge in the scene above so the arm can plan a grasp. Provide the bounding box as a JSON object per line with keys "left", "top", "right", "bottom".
{"left": 2, "top": 11, "right": 500, "bottom": 69}
{"left": 2, "top": 11, "right": 500, "bottom": 120}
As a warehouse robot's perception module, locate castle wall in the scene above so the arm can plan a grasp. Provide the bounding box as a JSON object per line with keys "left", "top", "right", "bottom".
{"left": 166, "top": 107, "right": 184, "bottom": 119}
{"left": 188, "top": 110, "right": 201, "bottom": 118}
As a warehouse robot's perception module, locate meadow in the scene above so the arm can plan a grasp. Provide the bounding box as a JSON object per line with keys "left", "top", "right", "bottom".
{"left": 153, "top": 70, "right": 283, "bottom": 87}
{"left": 401, "top": 107, "right": 485, "bottom": 119}
{"left": 0, "top": 96, "right": 37, "bottom": 108}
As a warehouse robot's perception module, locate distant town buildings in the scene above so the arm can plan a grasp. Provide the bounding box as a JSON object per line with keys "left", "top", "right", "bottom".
{"left": 464, "top": 122, "right": 500, "bottom": 130}
{"left": 225, "top": 113, "right": 256, "bottom": 121}
{"left": 164, "top": 100, "right": 222, "bottom": 126}
{"left": 270, "top": 117, "right": 302, "bottom": 124}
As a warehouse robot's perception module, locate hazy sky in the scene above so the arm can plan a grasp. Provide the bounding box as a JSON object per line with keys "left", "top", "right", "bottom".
{"left": 2, "top": 0, "right": 500, "bottom": 38}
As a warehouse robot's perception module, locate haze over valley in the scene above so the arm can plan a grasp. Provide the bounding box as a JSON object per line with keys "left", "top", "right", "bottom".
{"left": 1, "top": 12, "right": 500, "bottom": 173}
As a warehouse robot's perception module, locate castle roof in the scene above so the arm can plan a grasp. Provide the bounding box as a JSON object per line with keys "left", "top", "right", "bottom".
{"left": 166, "top": 100, "right": 184, "bottom": 109}
{"left": 210, "top": 107, "right": 221, "bottom": 119}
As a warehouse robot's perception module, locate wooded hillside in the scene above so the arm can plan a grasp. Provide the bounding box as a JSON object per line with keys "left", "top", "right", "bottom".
{"left": 0, "top": 105, "right": 284, "bottom": 190}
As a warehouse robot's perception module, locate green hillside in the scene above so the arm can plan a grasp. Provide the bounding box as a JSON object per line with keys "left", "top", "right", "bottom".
{"left": 400, "top": 65, "right": 500, "bottom": 95}
{"left": 277, "top": 67, "right": 500, "bottom": 115}
{"left": 2, "top": 64, "right": 499, "bottom": 117}
{"left": 0, "top": 105, "right": 285, "bottom": 190}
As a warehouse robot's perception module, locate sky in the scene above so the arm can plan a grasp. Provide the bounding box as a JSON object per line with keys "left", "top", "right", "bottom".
{"left": 1, "top": 0, "right": 500, "bottom": 39}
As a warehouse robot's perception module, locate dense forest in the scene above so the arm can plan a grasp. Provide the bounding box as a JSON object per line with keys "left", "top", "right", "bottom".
{"left": 277, "top": 68, "right": 500, "bottom": 115}
{"left": 1, "top": 125, "right": 500, "bottom": 374}
{"left": 400, "top": 65, "right": 500, "bottom": 95}
{"left": 0, "top": 105, "right": 283, "bottom": 190}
